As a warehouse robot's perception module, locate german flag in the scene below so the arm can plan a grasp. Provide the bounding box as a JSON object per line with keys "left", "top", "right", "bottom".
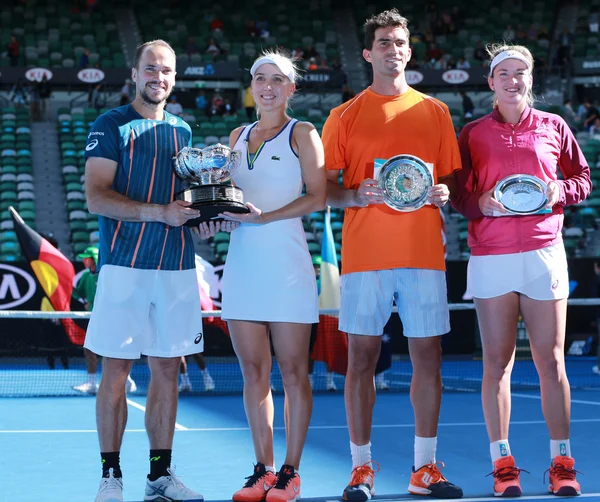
{"left": 9, "top": 207, "right": 86, "bottom": 345}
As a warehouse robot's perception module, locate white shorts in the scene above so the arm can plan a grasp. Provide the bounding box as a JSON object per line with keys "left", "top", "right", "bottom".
{"left": 339, "top": 268, "right": 450, "bottom": 337}
{"left": 84, "top": 265, "right": 204, "bottom": 359}
{"left": 466, "top": 243, "right": 569, "bottom": 300}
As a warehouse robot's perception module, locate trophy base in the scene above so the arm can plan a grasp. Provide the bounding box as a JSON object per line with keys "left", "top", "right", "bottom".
{"left": 177, "top": 185, "right": 250, "bottom": 226}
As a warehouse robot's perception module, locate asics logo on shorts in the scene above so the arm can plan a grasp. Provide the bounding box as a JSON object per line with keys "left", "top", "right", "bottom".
{"left": 194, "top": 333, "right": 203, "bottom": 344}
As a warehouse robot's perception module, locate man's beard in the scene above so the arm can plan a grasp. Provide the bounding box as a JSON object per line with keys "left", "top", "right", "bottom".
{"left": 140, "top": 84, "right": 172, "bottom": 106}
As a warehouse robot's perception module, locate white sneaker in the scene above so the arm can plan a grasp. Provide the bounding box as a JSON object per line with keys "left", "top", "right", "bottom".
{"left": 144, "top": 468, "right": 203, "bottom": 501}
{"left": 203, "top": 373, "right": 215, "bottom": 391}
{"left": 308, "top": 374, "right": 314, "bottom": 389}
{"left": 126, "top": 375, "right": 137, "bottom": 393}
{"left": 326, "top": 377, "right": 337, "bottom": 392}
{"left": 178, "top": 381, "right": 193, "bottom": 393}
{"left": 593, "top": 365, "right": 600, "bottom": 375}
{"left": 73, "top": 382, "right": 98, "bottom": 394}
{"left": 375, "top": 375, "right": 389, "bottom": 390}
{"left": 95, "top": 468, "right": 123, "bottom": 502}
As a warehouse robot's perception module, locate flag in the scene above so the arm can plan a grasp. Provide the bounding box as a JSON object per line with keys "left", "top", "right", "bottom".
{"left": 195, "top": 254, "right": 229, "bottom": 335}
{"left": 9, "top": 207, "right": 86, "bottom": 345}
{"left": 311, "top": 208, "right": 348, "bottom": 375}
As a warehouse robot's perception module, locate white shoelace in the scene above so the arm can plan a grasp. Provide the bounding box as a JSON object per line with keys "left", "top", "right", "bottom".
{"left": 165, "top": 468, "right": 199, "bottom": 496}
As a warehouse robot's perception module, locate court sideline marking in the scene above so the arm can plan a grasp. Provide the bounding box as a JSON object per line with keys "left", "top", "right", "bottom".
{"left": 513, "top": 393, "right": 600, "bottom": 406}
{"left": 2, "top": 417, "right": 599, "bottom": 434}
{"left": 126, "top": 398, "right": 188, "bottom": 431}
{"left": 322, "top": 494, "right": 600, "bottom": 502}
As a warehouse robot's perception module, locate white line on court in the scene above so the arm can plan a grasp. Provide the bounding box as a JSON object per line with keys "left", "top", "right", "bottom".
{"left": 126, "top": 398, "right": 188, "bottom": 430}
{"left": 513, "top": 393, "right": 600, "bottom": 406}
{"left": 322, "top": 494, "right": 600, "bottom": 502}
{"left": 2, "top": 417, "right": 600, "bottom": 434}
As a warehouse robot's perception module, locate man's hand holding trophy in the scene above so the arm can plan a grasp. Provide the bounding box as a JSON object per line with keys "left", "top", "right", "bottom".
{"left": 172, "top": 143, "right": 250, "bottom": 237}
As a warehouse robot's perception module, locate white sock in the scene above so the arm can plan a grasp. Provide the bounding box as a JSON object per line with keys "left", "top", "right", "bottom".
{"left": 180, "top": 373, "right": 191, "bottom": 386}
{"left": 414, "top": 436, "right": 437, "bottom": 470}
{"left": 350, "top": 441, "right": 372, "bottom": 468}
{"left": 490, "top": 439, "right": 511, "bottom": 464}
{"left": 326, "top": 372, "right": 334, "bottom": 384}
{"left": 265, "top": 465, "right": 276, "bottom": 473}
{"left": 550, "top": 439, "right": 571, "bottom": 459}
{"left": 87, "top": 373, "right": 96, "bottom": 386}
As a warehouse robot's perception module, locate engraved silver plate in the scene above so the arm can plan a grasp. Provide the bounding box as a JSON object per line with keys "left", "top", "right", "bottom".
{"left": 377, "top": 154, "right": 433, "bottom": 212}
{"left": 494, "top": 174, "right": 548, "bottom": 215}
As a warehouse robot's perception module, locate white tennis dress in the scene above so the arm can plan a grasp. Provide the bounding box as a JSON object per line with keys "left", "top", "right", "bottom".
{"left": 220, "top": 119, "right": 319, "bottom": 323}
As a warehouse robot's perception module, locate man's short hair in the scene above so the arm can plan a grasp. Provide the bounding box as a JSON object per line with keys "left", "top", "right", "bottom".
{"left": 364, "top": 8, "right": 410, "bottom": 50}
{"left": 133, "top": 39, "right": 176, "bottom": 69}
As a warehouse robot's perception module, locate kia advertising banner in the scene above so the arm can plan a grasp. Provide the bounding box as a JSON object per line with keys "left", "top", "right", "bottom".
{"left": 405, "top": 68, "right": 489, "bottom": 87}
{"left": 0, "top": 62, "right": 242, "bottom": 87}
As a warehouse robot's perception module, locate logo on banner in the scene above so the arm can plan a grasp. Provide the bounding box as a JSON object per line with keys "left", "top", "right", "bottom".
{"left": 77, "top": 68, "right": 105, "bottom": 83}
{"left": 184, "top": 64, "right": 215, "bottom": 77}
{"left": 25, "top": 68, "right": 53, "bottom": 82}
{"left": 0, "top": 264, "right": 37, "bottom": 309}
{"left": 442, "top": 69, "right": 469, "bottom": 84}
{"left": 405, "top": 70, "right": 424, "bottom": 85}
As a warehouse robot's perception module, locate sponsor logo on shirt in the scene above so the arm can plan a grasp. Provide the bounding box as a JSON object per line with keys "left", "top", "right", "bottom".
{"left": 86, "top": 139, "right": 99, "bottom": 151}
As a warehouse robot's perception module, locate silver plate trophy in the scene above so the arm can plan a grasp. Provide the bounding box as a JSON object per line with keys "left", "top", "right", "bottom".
{"left": 172, "top": 144, "right": 250, "bottom": 225}
{"left": 377, "top": 154, "right": 433, "bottom": 212}
{"left": 494, "top": 174, "right": 548, "bottom": 215}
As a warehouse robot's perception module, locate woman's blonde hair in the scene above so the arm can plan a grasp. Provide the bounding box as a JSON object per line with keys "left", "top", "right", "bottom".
{"left": 486, "top": 43, "right": 535, "bottom": 107}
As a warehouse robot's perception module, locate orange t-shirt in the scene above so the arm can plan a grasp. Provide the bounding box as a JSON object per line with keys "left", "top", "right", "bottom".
{"left": 322, "top": 87, "right": 461, "bottom": 274}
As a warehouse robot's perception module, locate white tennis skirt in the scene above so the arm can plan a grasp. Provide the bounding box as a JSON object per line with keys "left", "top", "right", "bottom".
{"left": 466, "top": 243, "right": 569, "bottom": 300}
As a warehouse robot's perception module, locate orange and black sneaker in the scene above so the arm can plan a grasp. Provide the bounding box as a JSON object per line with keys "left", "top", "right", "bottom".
{"left": 546, "top": 456, "right": 581, "bottom": 496}
{"left": 486, "top": 455, "right": 527, "bottom": 497}
{"left": 232, "top": 462, "right": 277, "bottom": 502}
{"left": 408, "top": 462, "right": 463, "bottom": 499}
{"left": 266, "top": 464, "right": 301, "bottom": 502}
{"left": 342, "top": 462, "right": 380, "bottom": 501}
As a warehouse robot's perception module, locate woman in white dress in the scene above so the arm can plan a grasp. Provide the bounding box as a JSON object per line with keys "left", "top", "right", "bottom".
{"left": 219, "top": 50, "right": 326, "bottom": 502}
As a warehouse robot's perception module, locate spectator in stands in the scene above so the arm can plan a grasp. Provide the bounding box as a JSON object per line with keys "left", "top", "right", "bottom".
{"left": 7, "top": 34, "right": 19, "bottom": 67}
{"left": 527, "top": 23, "right": 538, "bottom": 40}
{"left": 246, "top": 19, "right": 260, "bottom": 38}
{"left": 209, "top": 14, "right": 224, "bottom": 33}
{"left": 91, "top": 83, "right": 106, "bottom": 114}
{"left": 291, "top": 46, "right": 304, "bottom": 60}
{"left": 341, "top": 84, "right": 355, "bottom": 103}
{"left": 583, "top": 98, "right": 600, "bottom": 129}
{"left": 303, "top": 44, "right": 320, "bottom": 62}
{"left": 452, "top": 43, "right": 590, "bottom": 497}
{"left": 80, "top": 48, "right": 90, "bottom": 68}
{"left": 514, "top": 24, "right": 527, "bottom": 41}
{"left": 456, "top": 57, "right": 470, "bottom": 69}
{"left": 29, "top": 79, "right": 41, "bottom": 121}
{"left": 185, "top": 37, "right": 199, "bottom": 60}
{"left": 307, "top": 57, "right": 318, "bottom": 71}
{"left": 562, "top": 99, "right": 581, "bottom": 131}
{"left": 119, "top": 78, "right": 132, "bottom": 106}
{"left": 322, "top": 9, "right": 463, "bottom": 500}
{"left": 9, "top": 79, "right": 28, "bottom": 108}
{"left": 38, "top": 74, "right": 52, "bottom": 120}
{"left": 243, "top": 84, "right": 255, "bottom": 122}
{"left": 72, "top": 246, "right": 137, "bottom": 395}
{"left": 473, "top": 40, "right": 487, "bottom": 63}
{"left": 330, "top": 57, "right": 342, "bottom": 71}
{"left": 502, "top": 24, "right": 516, "bottom": 42}
{"left": 215, "top": 49, "right": 326, "bottom": 502}
{"left": 426, "top": 42, "right": 443, "bottom": 62}
{"left": 589, "top": 117, "right": 600, "bottom": 138}
{"left": 460, "top": 90, "right": 474, "bottom": 119}
{"left": 256, "top": 18, "right": 270, "bottom": 39}
{"left": 589, "top": 9, "right": 599, "bottom": 33}
{"left": 204, "top": 37, "right": 222, "bottom": 60}
{"left": 165, "top": 95, "right": 183, "bottom": 116}
{"left": 207, "top": 92, "right": 225, "bottom": 117}
{"left": 195, "top": 90, "right": 207, "bottom": 111}
{"left": 84, "top": 39, "right": 205, "bottom": 502}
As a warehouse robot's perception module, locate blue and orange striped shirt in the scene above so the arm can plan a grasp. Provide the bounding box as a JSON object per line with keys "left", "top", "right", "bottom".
{"left": 85, "top": 104, "right": 195, "bottom": 270}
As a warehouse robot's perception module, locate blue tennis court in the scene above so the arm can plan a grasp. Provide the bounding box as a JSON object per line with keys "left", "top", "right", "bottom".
{"left": 1, "top": 358, "right": 599, "bottom": 502}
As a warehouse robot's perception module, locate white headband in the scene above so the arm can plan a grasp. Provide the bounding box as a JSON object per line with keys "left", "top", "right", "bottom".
{"left": 250, "top": 55, "right": 295, "bottom": 83}
{"left": 489, "top": 50, "right": 531, "bottom": 77}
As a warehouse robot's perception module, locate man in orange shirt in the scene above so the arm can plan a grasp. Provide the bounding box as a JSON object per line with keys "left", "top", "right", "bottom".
{"left": 322, "top": 9, "right": 463, "bottom": 500}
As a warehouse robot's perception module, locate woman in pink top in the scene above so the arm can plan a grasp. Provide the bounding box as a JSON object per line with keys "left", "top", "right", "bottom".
{"left": 452, "top": 44, "right": 591, "bottom": 497}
